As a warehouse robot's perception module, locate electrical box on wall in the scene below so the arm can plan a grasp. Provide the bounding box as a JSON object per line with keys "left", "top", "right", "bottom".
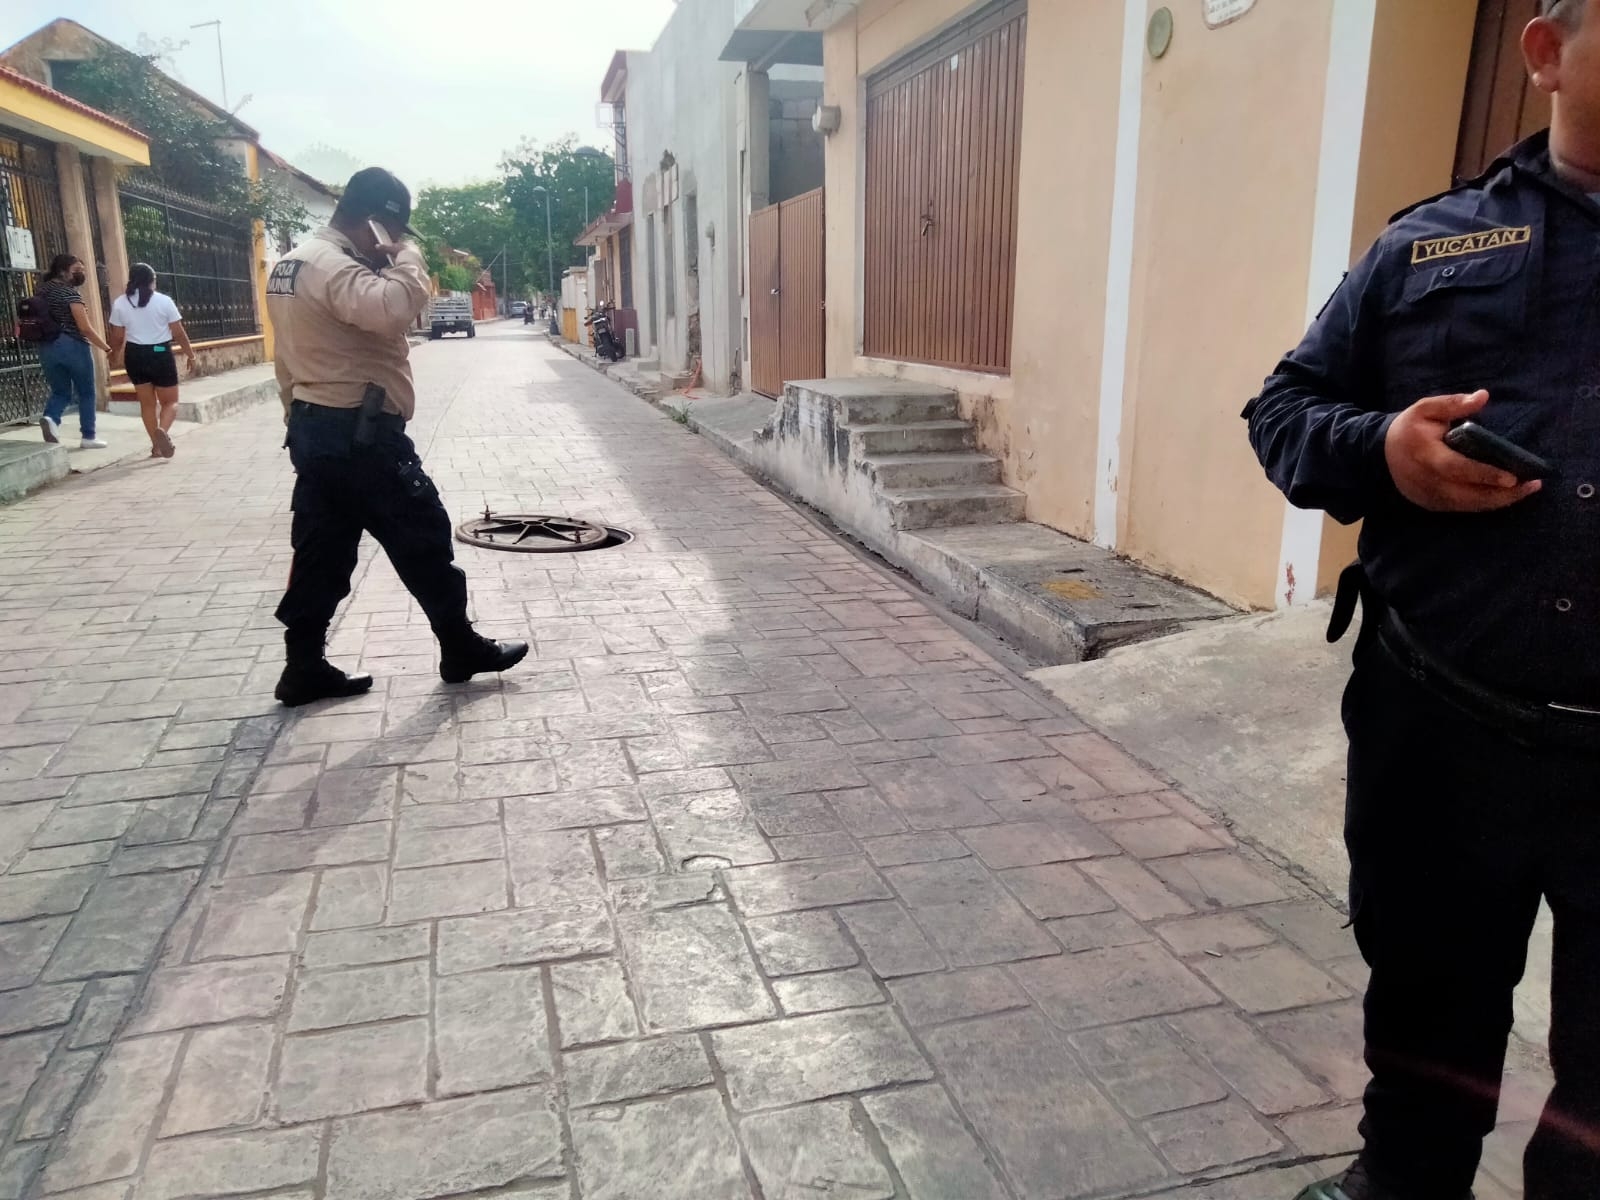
{"left": 813, "top": 105, "right": 842, "bottom": 136}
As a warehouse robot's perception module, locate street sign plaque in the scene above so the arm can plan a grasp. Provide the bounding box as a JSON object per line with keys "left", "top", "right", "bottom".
{"left": 5, "top": 225, "right": 36, "bottom": 271}
{"left": 1203, "top": 0, "right": 1257, "bottom": 29}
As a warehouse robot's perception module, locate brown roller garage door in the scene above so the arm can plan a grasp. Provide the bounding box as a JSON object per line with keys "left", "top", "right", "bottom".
{"left": 863, "top": 0, "right": 1027, "bottom": 375}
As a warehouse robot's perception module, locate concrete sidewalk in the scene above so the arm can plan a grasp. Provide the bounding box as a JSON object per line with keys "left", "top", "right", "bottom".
{"left": 0, "top": 361, "right": 278, "bottom": 503}
{"left": 1030, "top": 604, "right": 1557, "bottom": 1060}
{"left": 0, "top": 328, "right": 1539, "bottom": 1200}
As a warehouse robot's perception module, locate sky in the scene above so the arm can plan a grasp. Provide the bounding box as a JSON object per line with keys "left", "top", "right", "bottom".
{"left": 2, "top": 0, "right": 679, "bottom": 188}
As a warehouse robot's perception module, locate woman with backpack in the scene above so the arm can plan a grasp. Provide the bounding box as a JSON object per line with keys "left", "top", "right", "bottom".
{"left": 34, "top": 254, "right": 112, "bottom": 449}
{"left": 106, "top": 263, "right": 198, "bottom": 459}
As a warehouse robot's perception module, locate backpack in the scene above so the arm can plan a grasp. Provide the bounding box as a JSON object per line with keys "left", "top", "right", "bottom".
{"left": 16, "top": 292, "right": 61, "bottom": 344}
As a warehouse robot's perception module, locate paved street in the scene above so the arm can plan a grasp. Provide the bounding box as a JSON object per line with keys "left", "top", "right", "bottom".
{"left": 0, "top": 326, "right": 1536, "bottom": 1200}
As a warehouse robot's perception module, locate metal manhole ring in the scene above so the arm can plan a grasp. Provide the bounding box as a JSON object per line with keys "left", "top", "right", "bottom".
{"left": 455, "top": 511, "right": 611, "bottom": 553}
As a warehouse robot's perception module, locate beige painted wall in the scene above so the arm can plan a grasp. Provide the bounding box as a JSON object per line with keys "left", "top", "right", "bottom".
{"left": 1317, "top": 0, "right": 1482, "bottom": 594}
{"left": 1006, "top": 1, "right": 1122, "bottom": 537}
{"left": 823, "top": 0, "right": 1120, "bottom": 537}
{"left": 1118, "top": 0, "right": 1334, "bottom": 609}
{"left": 822, "top": 0, "right": 1491, "bottom": 611}
{"left": 827, "top": 0, "right": 1338, "bottom": 607}
{"left": 821, "top": 13, "right": 860, "bottom": 376}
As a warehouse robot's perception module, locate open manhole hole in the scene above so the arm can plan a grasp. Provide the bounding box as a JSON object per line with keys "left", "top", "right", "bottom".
{"left": 455, "top": 510, "right": 633, "bottom": 553}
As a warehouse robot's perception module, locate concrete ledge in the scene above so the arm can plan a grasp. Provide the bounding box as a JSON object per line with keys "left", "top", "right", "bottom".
{"left": 175, "top": 376, "right": 277, "bottom": 424}
{"left": 900, "top": 524, "right": 1234, "bottom": 662}
{"left": 0, "top": 441, "right": 69, "bottom": 503}
{"left": 557, "top": 338, "right": 664, "bottom": 402}
{"left": 557, "top": 338, "right": 1232, "bottom": 664}
{"left": 107, "top": 362, "right": 279, "bottom": 425}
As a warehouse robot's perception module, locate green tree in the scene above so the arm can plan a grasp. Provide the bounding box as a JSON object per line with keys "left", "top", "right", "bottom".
{"left": 403, "top": 142, "right": 616, "bottom": 302}
{"left": 411, "top": 181, "right": 512, "bottom": 278}
{"left": 55, "top": 45, "right": 307, "bottom": 240}
{"left": 436, "top": 264, "right": 477, "bottom": 293}
{"left": 502, "top": 137, "right": 616, "bottom": 297}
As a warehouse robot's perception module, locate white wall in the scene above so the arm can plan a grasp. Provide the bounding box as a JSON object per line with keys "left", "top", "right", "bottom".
{"left": 263, "top": 165, "right": 337, "bottom": 269}
{"left": 625, "top": 0, "right": 746, "bottom": 392}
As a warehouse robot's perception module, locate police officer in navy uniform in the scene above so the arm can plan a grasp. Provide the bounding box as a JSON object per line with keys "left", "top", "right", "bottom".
{"left": 268, "top": 168, "right": 527, "bottom": 706}
{"left": 1247, "top": 4, "right": 1600, "bottom": 1198}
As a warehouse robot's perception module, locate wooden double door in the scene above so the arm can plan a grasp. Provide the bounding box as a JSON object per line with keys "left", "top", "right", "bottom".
{"left": 749, "top": 187, "right": 825, "bottom": 400}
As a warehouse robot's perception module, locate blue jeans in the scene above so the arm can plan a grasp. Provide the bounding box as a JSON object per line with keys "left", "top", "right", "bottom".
{"left": 40, "top": 336, "right": 97, "bottom": 439}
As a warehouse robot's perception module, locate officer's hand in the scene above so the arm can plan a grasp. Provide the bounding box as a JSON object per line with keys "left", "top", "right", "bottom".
{"left": 373, "top": 241, "right": 407, "bottom": 263}
{"left": 1384, "top": 390, "right": 1542, "bottom": 512}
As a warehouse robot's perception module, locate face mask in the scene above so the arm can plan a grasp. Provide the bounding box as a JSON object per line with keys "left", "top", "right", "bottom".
{"left": 70, "top": 271, "right": 86, "bottom": 286}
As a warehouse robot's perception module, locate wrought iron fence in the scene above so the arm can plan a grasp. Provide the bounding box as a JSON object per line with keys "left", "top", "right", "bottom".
{"left": 0, "top": 133, "right": 68, "bottom": 425}
{"left": 119, "top": 181, "right": 258, "bottom": 342}
{"left": 86, "top": 177, "right": 111, "bottom": 319}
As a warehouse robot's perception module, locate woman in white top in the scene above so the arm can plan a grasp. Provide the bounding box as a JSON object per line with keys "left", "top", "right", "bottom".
{"left": 107, "top": 263, "right": 198, "bottom": 459}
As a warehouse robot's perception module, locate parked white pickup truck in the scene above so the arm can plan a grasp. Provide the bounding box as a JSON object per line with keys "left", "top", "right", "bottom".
{"left": 426, "top": 294, "right": 475, "bottom": 340}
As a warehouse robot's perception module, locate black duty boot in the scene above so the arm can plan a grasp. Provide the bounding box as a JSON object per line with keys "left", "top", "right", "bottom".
{"left": 275, "top": 660, "right": 374, "bottom": 708}
{"left": 439, "top": 635, "right": 529, "bottom": 684}
{"left": 1293, "top": 1161, "right": 1473, "bottom": 1200}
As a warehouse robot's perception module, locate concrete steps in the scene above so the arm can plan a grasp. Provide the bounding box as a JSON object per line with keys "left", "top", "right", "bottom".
{"left": 753, "top": 378, "right": 1026, "bottom": 534}
{"left": 882, "top": 483, "right": 1027, "bottom": 530}
{"left": 838, "top": 391, "right": 961, "bottom": 425}
{"left": 554, "top": 353, "right": 1238, "bottom": 665}
{"left": 847, "top": 419, "right": 974, "bottom": 457}
{"left": 832, "top": 385, "right": 1021, "bottom": 529}
{"left": 860, "top": 452, "right": 1003, "bottom": 489}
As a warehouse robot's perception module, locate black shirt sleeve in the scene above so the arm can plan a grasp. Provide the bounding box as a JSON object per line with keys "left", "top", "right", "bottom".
{"left": 1242, "top": 235, "right": 1398, "bottom": 525}
{"left": 42, "top": 281, "right": 86, "bottom": 340}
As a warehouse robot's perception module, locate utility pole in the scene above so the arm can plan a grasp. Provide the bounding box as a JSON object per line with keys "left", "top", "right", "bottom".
{"left": 190, "top": 20, "right": 227, "bottom": 109}
{"left": 532, "top": 186, "right": 556, "bottom": 328}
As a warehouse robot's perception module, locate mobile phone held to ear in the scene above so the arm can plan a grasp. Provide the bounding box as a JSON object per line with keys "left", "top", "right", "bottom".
{"left": 1444, "top": 421, "right": 1553, "bottom": 482}
{"left": 368, "top": 221, "right": 394, "bottom": 266}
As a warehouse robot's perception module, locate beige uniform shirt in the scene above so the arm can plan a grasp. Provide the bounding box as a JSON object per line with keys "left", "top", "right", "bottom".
{"left": 266, "top": 227, "right": 430, "bottom": 420}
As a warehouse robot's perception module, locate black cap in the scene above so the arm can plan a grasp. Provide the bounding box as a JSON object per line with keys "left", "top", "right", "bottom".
{"left": 339, "top": 167, "right": 419, "bottom": 238}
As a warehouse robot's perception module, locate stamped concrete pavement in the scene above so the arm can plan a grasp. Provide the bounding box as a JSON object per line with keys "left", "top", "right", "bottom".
{"left": 0, "top": 327, "right": 1541, "bottom": 1199}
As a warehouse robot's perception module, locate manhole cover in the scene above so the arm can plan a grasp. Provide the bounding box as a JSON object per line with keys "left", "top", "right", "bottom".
{"left": 456, "top": 510, "right": 618, "bottom": 553}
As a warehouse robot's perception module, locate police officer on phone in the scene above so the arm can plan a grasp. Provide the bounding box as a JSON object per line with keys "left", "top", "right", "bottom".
{"left": 1246, "top": 4, "right": 1600, "bottom": 1198}
{"left": 267, "top": 167, "right": 527, "bottom": 707}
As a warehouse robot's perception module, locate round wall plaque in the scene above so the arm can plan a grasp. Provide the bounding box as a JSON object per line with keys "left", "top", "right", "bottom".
{"left": 1148, "top": 7, "right": 1174, "bottom": 59}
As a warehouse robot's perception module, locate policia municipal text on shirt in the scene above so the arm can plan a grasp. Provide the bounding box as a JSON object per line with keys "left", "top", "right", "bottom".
{"left": 266, "top": 168, "right": 527, "bottom": 707}
{"left": 1245, "top": 4, "right": 1600, "bottom": 1199}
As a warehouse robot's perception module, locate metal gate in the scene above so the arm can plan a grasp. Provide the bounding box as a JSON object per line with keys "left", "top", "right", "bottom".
{"left": 119, "top": 181, "right": 258, "bottom": 342}
{"left": 749, "top": 186, "right": 824, "bottom": 400}
{"left": 0, "top": 133, "right": 68, "bottom": 425}
{"left": 1456, "top": 0, "right": 1548, "bottom": 183}
{"left": 863, "top": 0, "right": 1027, "bottom": 374}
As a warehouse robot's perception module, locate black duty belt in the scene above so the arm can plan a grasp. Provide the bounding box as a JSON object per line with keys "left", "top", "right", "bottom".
{"left": 290, "top": 399, "right": 403, "bottom": 430}
{"left": 1330, "top": 562, "right": 1600, "bottom": 753}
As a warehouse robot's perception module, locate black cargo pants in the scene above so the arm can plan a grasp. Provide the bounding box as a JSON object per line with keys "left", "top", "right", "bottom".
{"left": 275, "top": 400, "right": 470, "bottom": 661}
{"left": 1343, "top": 635, "right": 1600, "bottom": 1198}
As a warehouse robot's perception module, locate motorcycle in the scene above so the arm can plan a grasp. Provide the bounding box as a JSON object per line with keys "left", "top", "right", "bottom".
{"left": 586, "top": 301, "right": 625, "bottom": 362}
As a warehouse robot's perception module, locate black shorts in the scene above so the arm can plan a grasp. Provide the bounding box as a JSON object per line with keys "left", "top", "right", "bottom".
{"left": 124, "top": 342, "right": 180, "bottom": 389}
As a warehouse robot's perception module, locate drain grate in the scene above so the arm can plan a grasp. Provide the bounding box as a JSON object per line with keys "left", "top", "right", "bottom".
{"left": 455, "top": 510, "right": 630, "bottom": 553}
